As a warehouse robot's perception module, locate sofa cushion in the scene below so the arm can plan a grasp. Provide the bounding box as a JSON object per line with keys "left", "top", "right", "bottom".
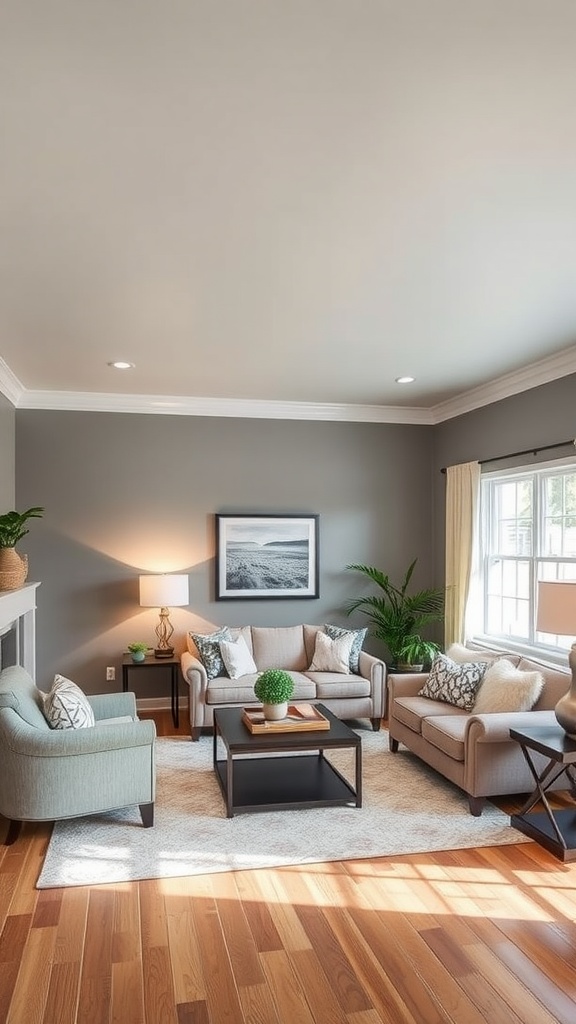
{"left": 421, "top": 715, "right": 468, "bottom": 761}
{"left": 309, "top": 631, "right": 354, "bottom": 673}
{"left": 447, "top": 643, "right": 499, "bottom": 664}
{"left": 391, "top": 695, "right": 464, "bottom": 734}
{"left": 311, "top": 673, "right": 371, "bottom": 699}
{"left": 43, "top": 674, "right": 96, "bottom": 730}
{"left": 220, "top": 635, "right": 258, "bottom": 679}
{"left": 251, "top": 626, "right": 307, "bottom": 671}
{"left": 189, "top": 628, "right": 232, "bottom": 680}
{"left": 206, "top": 671, "right": 315, "bottom": 705}
{"left": 473, "top": 659, "right": 544, "bottom": 713}
{"left": 419, "top": 654, "right": 488, "bottom": 711}
{"left": 324, "top": 624, "right": 367, "bottom": 674}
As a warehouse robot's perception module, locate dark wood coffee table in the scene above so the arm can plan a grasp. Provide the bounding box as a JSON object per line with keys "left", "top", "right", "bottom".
{"left": 213, "top": 705, "right": 362, "bottom": 818}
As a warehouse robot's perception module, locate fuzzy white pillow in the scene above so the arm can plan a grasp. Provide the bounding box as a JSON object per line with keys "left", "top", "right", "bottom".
{"left": 309, "top": 631, "right": 354, "bottom": 673}
{"left": 219, "top": 635, "right": 257, "bottom": 679}
{"left": 472, "top": 659, "right": 544, "bottom": 714}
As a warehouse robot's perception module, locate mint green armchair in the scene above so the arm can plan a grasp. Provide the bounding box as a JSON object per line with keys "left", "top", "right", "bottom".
{"left": 0, "top": 665, "right": 156, "bottom": 845}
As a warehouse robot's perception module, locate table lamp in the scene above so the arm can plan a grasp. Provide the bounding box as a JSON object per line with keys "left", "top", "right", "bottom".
{"left": 139, "top": 574, "right": 189, "bottom": 659}
{"left": 536, "top": 581, "right": 576, "bottom": 738}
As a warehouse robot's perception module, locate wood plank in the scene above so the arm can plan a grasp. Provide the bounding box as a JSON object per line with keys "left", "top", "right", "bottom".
{"left": 238, "top": 982, "right": 281, "bottom": 1024}
{"left": 166, "top": 901, "right": 205, "bottom": 1004}
{"left": 139, "top": 878, "right": 170, "bottom": 950}
{"left": 6, "top": 923, "right": 56, "bottom": 1024}
{"left": 260, "top": 949, "right": 316, "bottom": 1024}
{"left": 295, "top": 902, "right": 372, "bottom": 1014}
{"left": 43, "top": 961, "right": 81, "bottom": 1024}
{"left": 142, "top": 945, "right": 178, "bottom": 1024}
{"left": 111, "top": 959, "right": 145, "bottom": 1024}
{"left": 76, "top": 888, "right": 114, "bottom": 1024}
{"left": 54, "top": 886, "right": 89, "bottom": 965}
{"left": 192, "top": 895, "right": 244, "bottom": 1023}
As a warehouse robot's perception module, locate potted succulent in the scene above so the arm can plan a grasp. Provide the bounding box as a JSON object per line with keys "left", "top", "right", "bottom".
{"left": 254, "top": 668, "right": 295, "bottom": 721}
{"left": 0, "top": 506, "right": 44, "bottom": 591}
{"left": 127, "top": 641, "right": 149, "bottom": 663}
{"left": 396, "top": 635, "right": 441, "bottom": 673}
{"left": 347, "top": 558, "right": 444, "bottom": 670}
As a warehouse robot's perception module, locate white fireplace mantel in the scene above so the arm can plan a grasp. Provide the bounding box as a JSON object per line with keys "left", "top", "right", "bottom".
{"left": 0, "top": 582, "right": 41, "bottom": 678}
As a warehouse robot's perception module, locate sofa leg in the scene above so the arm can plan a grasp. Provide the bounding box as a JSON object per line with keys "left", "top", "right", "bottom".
{"left": 371, "top": 717, "right": 381, "bottom": 732}
{"left": 140, "top": 803, "right": 154, "bottom": 828}
{"left": 4, "top": 819, "right": 22, "bottom": 845}
{"left": 468, "top": 796, "right": 485, "bottom": 817}
{"left": 191, "top": 727, "right": 201, "bottom": 742}
{"left": 389, "top": 737, "right": 399, "bottom": 753}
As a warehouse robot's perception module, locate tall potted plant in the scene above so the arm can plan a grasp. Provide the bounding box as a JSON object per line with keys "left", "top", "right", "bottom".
{"left": 0, "top": 506, "right": 44, "bottom": 591}
{"left": 347, "top": 558, "right": 444, "bottom": 669}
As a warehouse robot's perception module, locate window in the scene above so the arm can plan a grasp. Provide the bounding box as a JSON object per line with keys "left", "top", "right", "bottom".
{"left": 478, "top": 459, "right": 576, "bottom": 659}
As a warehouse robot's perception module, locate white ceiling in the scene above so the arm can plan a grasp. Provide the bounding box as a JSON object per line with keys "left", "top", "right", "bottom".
{"left": 2, "top": 1, "right": 576, "bottom": 423}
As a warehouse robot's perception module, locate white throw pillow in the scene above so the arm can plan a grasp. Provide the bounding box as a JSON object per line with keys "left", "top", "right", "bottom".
{"left": 219, "top": 635, "right": 258, "bottom": 679}
{"left": 309, "top": 631, "right": 354, "bottom": 673}
{"left": 43, "top": 674, "right": 96, "bottom": 729}
{"left": 472, "top": 659, "right": 544, "bottom": 714}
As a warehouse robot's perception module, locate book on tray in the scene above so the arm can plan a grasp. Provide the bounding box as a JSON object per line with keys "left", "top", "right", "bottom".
{"left": 242, "top": 703, "right": 330, "bottom": 733}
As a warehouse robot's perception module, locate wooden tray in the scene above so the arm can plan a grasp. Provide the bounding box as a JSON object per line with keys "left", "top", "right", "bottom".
{"left": 242, "top": 703, "right": 330, "bottom": 733}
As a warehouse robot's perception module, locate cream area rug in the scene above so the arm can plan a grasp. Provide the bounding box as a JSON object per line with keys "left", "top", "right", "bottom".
{"left": 37, "top": 727, "right": 528, "bottom": 888}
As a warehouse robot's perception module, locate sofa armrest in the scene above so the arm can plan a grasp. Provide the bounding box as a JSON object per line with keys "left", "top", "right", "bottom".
{"left": 465, "top": 708, "right": 558, "bottom": 744}
{"left": 4, "top": 712, "right": 156, "bottom": 757}
{"left": 358, "top": 651, "right": 387, "bottom": 719}
{"left": 181, "top": 651, "right": 208, "bottom": 688}
{"left": 387, "top": 672, "right": 426, "bottom": 701}
{"left": 89, "top": 691, "right": 138, "bottom": 721}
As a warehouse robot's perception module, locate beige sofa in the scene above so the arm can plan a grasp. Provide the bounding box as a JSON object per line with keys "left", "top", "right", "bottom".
{"left": 387, "top": 648, "right": 571, "bottom": 815}
{"left": 180, "top": 624, "right": 386, "bottom": 740}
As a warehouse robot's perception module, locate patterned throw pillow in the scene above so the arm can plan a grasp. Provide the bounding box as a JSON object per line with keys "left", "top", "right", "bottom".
{"left": 323, "top": 624, "right": 367, "bottom": 674}
{"left": 189, "top": 628, "right": 232, "bottom": 680}
{"left": 43, "top": 674, "right": 96, "bottom": 729}
{"left": 418, "top": 653, "right": 488, "bottom": 712}
{"left": 309, "top": 631, "right": 355, "bottom": 673}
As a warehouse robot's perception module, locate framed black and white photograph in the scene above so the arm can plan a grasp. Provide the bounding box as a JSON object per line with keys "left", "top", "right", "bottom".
{"left": 215, "top": 514, "right": 319, "bottom": 600}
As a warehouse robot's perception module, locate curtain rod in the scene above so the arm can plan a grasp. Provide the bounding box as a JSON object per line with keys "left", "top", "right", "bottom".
{"left": 440, "top": 438, "right": 575, "bottom": 474}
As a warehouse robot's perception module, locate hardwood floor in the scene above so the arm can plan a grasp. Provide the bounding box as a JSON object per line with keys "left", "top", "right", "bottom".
{"left": 1, "top": 712, "right": 576, "bottom": 1023}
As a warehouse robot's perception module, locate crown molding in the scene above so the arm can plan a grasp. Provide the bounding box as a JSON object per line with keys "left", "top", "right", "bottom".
{"left": 3, "top": 342, "right": 576, "bottom": 423}
{"left": 0, "top": 358, "right": 25, "bottom": 407}
{"left": 430, "top": 344, "right": 576, "bottom": 423}
{"left": 17, "top": 389, "right": 435, "bottom": 424}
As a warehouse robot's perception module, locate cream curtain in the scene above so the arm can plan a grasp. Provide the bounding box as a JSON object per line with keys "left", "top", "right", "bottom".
{"left": 445, "top": 461, "right": 481, "bottom": 648}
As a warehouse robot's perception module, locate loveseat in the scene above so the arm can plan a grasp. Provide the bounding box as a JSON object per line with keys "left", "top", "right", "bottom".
{"left": 387, "top": 644, "right": 571, "bottom": 815}
{"left": 180, "top": 623, "right": 386, "bottom": 740}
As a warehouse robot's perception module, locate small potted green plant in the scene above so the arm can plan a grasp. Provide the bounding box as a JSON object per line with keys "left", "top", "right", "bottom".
{"left": 396, "top": 635, "right": 441, "bottom": 673}
{"left": 254, "top": 668, "right": 294, "bottom": 721}
{"left": 0, "top": 506, "right": 44, "bottom": 591}
{"left": 127, "top": 641, "right": 149, "bottom": 663}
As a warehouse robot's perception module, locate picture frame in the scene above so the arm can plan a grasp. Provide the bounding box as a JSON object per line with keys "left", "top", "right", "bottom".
{"left": 215, "top": 514, "right": 319, "bottom": 600}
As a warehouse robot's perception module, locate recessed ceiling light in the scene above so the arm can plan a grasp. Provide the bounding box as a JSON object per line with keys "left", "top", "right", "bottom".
{"left": 108, "top": 361, "right": 135, "bottom": 370}
{"left": 395, "top": 375, "right": 415, "bottom": 384}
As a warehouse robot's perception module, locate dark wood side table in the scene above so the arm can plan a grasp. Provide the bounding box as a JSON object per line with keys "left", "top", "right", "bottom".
{"left": 121, "top": 653, "right": 181, "bottom": 728}
{"left": 509, "top": 724, "right": 576, "bottom": 862}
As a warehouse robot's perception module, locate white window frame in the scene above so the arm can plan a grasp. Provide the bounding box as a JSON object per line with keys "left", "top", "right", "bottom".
{"left": 473, "top": 455, "right": 576, "bottom": 667}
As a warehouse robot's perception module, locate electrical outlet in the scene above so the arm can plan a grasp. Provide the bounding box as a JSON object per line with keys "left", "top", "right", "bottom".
{"left": 106, "top": 666, "right": 115, "bottom": 681}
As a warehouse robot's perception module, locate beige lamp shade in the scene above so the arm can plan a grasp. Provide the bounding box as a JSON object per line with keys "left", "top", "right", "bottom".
{"left": 536, "top": 581, "right": 576, "bottom": 637}
{"left": 537, "top": 580, "right": 576, "bottom": 739}
{"left": 139, "top": 574, "right": 189, "bottom": 658}
{"left": 139, "top": 574, "right": 189, "bottom": 609}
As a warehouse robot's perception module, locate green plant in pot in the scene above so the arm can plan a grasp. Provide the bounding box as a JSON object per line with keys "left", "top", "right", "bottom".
{"left": 127, "top": 641, "right": 149, "bottom": 663}
{"left": 254, "top": 668, "right": 295, "bottom": 721}
{"left": 396, "top": 635, "right": 441, "bottom": 673}
{"left": 347, "top": 558, "right": 444, "bottom": 670}
{"left": 0, "top": 506, "right": 44, "bottom": 591}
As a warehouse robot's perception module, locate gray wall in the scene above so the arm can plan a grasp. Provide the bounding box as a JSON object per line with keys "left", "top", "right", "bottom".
{"left": 432, "top": 373, "right": 576, "bottom": 585}
{"left": 16, "top": 410, "right": 435, "bottom": 692}
{"left": 0, "top": 392, "right": 15, "bottom": 512}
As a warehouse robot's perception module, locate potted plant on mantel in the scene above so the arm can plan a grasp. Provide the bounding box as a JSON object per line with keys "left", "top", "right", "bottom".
{"left": 0, "top": 506, "right": 44, "bottom": 592}
{"left": 254, "top": 669, "right": 295, "bottom": 721}
{"left": 346, "top": 558, "right": 444, "bottom": 671}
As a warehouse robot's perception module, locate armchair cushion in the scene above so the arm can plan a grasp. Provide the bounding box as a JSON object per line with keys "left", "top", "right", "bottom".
{"left": 43, "top": 674, "right": 96, "bottom": 730}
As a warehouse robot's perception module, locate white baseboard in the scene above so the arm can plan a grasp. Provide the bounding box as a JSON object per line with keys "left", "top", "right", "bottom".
{"left": 136, "top": 697, "right": 189, "bottom": 713}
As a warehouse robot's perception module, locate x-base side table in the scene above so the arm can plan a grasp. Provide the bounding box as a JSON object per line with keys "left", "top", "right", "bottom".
{"left": 509, "top": 724, "right": 576, "bottom": 862}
